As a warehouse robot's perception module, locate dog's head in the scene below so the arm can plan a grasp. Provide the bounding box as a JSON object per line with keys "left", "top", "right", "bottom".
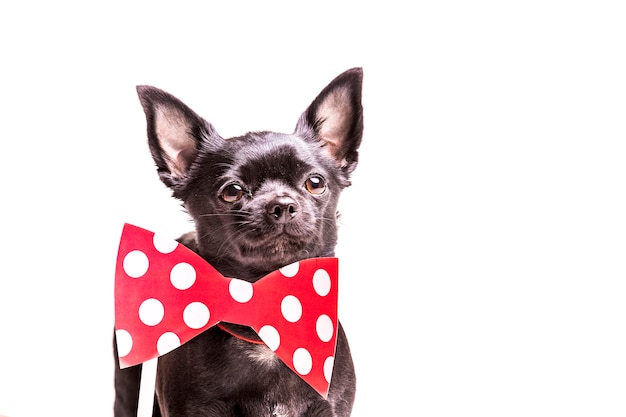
{"left": 136, "top": 68, "right": 363, "bottom": 280}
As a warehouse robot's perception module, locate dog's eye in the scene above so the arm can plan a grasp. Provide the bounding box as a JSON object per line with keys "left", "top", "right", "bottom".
{"left": 220, "top": 184, "right": 244, "bottom": 203}
{"left": 305, "top": 176, "right": 326, "bottom": 195}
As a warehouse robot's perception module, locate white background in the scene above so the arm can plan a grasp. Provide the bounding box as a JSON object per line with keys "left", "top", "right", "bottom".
{"left": 1, "top": 1, "right": 625, "bottom": 416}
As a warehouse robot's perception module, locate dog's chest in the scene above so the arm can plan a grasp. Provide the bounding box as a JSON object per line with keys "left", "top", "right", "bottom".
{"left": 244, "top": 341, "right": 281, "bottom": 367}
{"left": 271, "top": 403, "right": 291, "bottom": 417}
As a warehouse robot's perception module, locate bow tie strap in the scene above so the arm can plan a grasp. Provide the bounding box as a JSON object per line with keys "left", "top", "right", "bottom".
{"left": 115, "top": 223, "right": 339, "bottom": 398}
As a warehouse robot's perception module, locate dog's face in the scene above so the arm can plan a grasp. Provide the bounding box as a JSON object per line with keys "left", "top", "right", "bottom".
{"left": 136, "top": 68, "right": 363, "bottom": 281}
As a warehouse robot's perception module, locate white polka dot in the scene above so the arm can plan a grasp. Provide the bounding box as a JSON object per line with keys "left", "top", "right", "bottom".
{"left": 316, "top": 314, "right": 334, "bottom": 342}
{"left": 183, "top": 302, "right": 210, "bottom": 329}
{"left": 293, "top": 348, "right": 312, "bottom": 375}
{"left": 157, "top": 332, "right": 180, "bottom": 355}
{"left": 324, "top": 356, "right": 334, "bottom": 383}
{"left": 313, "top": 269, "right": 331, "bottom": 296}
{"left": 281, "top": 295, "right": 302, "bottom": 323}
{"left": 170, "top": 262, "right": 196, "bottom": 290}
{"left": 115, "top": 329, "right": 133, "bottom": 357}
{"left": 229, "top": 279, "right": 253, "bottom": 303}
{"left": 279, "top": 261, "right": 299, "bottom": 277}
{"left": 153, "top": 233, "right": 178, "bottom": 254}
{"left": 258, "top": 325, "right": 280, "bottom": 351}
{"left": 138, "top": 298, "right": 164, "bottom": 326}
{"left": 123, "top": 250, "right": 149, "bottom": 278}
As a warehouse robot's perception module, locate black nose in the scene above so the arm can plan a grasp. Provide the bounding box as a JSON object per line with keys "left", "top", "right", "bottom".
{"left": 266, "top": 196, "right": 299, "bottom": 223}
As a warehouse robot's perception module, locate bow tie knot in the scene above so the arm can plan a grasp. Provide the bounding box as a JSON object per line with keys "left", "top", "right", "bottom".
{"left": 115, "top": 223, "right": 339, "bottom": 398}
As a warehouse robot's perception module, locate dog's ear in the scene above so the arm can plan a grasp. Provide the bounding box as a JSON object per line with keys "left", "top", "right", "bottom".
{"left": 296, "top": 67, "right": 364, "bottom": 175}
{"left": 136, "top": 86, "right": 222, "bottom": 189}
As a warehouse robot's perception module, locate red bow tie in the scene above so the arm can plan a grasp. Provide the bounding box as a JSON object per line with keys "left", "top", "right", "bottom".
{"left": 115, "top": 223, "right": 339, "bottom": 398}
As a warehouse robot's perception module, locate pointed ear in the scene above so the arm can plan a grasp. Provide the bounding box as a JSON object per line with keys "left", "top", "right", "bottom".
{"left": 296, "top": 68, "right": 364, "bottom": 174}
{"left": 136, "top": 85, "right": 222, "bottom": 189}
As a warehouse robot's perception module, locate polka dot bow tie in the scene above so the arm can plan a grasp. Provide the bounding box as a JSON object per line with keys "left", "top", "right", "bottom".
{"left": 115, "top": 223, "right": 339, "bottom": 398}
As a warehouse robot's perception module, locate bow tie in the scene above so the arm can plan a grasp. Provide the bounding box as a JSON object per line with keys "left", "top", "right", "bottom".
{"left": 115, "top": 223, "right": 339, "bottom": 398}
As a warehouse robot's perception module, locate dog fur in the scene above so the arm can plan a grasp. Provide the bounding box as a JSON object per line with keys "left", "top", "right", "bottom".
{"left": 114, "top": 68, "right": 364, "bottom": 417}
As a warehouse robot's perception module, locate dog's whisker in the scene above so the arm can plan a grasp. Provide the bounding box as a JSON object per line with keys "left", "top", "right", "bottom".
{"left": 198, "top": 211, "right": 253, "bottom": 218}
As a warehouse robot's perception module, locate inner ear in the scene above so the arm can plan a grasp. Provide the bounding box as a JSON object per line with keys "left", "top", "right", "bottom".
{"left": 313, "top": 85, "right": 354, "bottom": 158}
{"left": 297, "top": 68, "right": 364, "bottom": 171}
{"left": 137, "top": 85, "right": 221, "bottom": 188}
{"left": 152, "top": 103, "right": 197, "bottom": 178}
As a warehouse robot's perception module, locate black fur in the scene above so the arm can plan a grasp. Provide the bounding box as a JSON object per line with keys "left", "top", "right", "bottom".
{"left": 114, "top": 68, "right": 364, "bottom": 417}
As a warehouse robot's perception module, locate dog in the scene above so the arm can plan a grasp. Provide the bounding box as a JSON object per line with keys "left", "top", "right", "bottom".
{"left": 114, "top": 68, "right": 364, "bottom": 417}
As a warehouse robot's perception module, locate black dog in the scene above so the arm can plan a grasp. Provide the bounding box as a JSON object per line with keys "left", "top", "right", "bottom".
{"left": 114, "top": 68, "right": 364, "bottom": 417}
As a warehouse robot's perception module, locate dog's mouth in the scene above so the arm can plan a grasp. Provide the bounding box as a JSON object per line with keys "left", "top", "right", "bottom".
{"left": 233, "top": 221, "right": 319, "bottom": 271}
{"left": 241, "top": 228, "right": 312, "bottom": 260}
{"left": 196, "top": 206, "right": 323, "bottom": 276}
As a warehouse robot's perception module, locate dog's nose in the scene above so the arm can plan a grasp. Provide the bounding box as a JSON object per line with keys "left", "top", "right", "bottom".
{"left": 266, "top": 196, "right": 299, "bottom": 223}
